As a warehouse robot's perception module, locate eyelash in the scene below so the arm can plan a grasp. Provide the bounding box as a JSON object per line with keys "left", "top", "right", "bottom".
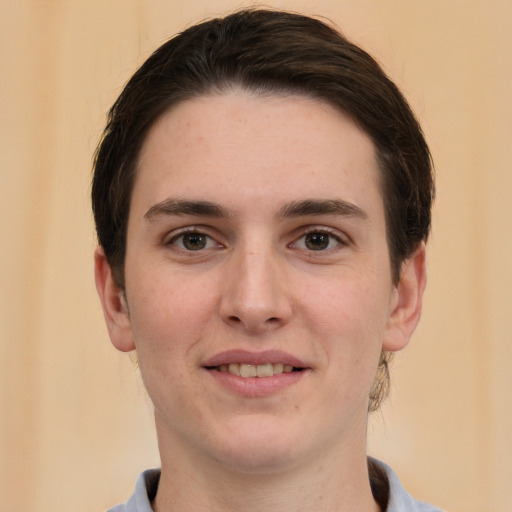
{"left": 291, "top": 227, "right": 347, "bottom": 252}
{"left": 165, "top": 228, "right": 221, "bottom": 252}
{"left": 164, "top": 226, "right": 347, "bottom": 253}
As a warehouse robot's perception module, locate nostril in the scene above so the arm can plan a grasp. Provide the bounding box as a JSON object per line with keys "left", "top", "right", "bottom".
{"left": 221, "top": 303, "right": 290, "bottom": 331}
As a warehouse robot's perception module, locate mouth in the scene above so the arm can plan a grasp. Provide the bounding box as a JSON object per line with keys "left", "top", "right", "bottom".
{"left": 202, "top": 350, "right": 309, "bottom": 379}
{"left": 207, "top": 363, "right": 303, "bottom": 378}
{"left": 202, "top": 351, "right": 309, "bottom": 396}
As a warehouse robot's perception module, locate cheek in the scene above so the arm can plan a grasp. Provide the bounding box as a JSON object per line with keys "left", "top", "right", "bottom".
{"left": 304, "top": 270, "right": 391, "bottom": 340}
{"left": 125, "top": 270, "right": 213, "bottom": 359}
{"left": 300, "top": 269, "right": 392, "bottom": 389}
{"left": 125, "top": 278, "right": 210, "bottom": 406}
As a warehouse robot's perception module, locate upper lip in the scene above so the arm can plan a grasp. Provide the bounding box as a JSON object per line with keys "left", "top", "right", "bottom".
{"left": 202, "top": 350, "right": 309, "bottom": 368}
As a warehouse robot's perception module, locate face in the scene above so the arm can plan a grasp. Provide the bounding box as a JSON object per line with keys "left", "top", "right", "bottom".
{"left": 96, "top": 91, "right": 425, "bottom": 474}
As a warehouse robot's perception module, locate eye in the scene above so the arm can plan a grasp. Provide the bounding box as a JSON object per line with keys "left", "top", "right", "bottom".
{"left": 168, "top": 230, "right": 218, "bottom": 251}
{"left": 293, "top": 229, "right": 344, "bottom": 251}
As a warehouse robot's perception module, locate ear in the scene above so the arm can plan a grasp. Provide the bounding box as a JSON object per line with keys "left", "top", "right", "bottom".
{"left": 382, "top": 243, "right": 427, "bottom": 352}
{"left": 94, "top": 246, "right": 135, "bottom": 352}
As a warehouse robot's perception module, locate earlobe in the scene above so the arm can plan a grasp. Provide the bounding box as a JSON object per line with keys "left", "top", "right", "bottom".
{"left": 94, "top": 247, "right": 136, "bottom": 352}
{"left": 382, "top": 243, "right": 427, "bottom": 352}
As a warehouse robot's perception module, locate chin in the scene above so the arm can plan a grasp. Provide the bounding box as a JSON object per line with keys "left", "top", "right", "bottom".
{"left": 208, "top": 417, "right": 311, "bottom": 474}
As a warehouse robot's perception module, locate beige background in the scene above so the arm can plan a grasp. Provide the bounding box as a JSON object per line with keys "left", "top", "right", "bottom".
{"left": 1, "top": 1, "right": 511, "bottom": 511}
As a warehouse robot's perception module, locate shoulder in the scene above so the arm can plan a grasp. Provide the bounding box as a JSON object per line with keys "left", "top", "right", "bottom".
{"left": 369, "top": 458, "right": 445, "bottom": 512}
{"left": 106, "top": 469, "right": 161, "bottom": 512}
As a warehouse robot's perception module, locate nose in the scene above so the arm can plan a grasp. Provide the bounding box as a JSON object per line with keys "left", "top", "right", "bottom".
{"left": 219, "top": 244, "right": 293, "bottom": 333}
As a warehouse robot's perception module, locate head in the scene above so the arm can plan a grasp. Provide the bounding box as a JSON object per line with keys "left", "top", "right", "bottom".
{"left": 92, "top": 8, "right": 434, "bottom": 412}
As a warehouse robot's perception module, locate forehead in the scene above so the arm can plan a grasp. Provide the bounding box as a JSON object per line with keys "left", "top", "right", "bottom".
{"left": 132, "top": 91, "right": 383, "bottom": 222}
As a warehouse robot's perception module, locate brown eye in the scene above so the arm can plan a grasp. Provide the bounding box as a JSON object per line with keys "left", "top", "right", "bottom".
{"left": 291, "top": 229, "right": 343, "bottom": 252}
{"left": 304, "top": 232, "right": 331, "bottom": 250}
{"left": 169, "top": 231, "right": 217, "bottom": 251}
{"left": 182, "top": 233, "right": 208, "bottom": 250}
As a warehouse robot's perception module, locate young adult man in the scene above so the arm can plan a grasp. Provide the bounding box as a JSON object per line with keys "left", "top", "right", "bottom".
{"left": 93, "top": 9, "right": 440, "bottom": 512}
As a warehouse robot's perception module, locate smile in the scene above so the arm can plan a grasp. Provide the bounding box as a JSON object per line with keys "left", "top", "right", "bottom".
{"left": 215, "top": 363, "right": 297, "bottom": 378}
{"left": 203, "top": 351, "right": 308, "bottom": 396}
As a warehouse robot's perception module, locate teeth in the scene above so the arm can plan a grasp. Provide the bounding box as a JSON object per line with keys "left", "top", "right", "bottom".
{"left": 256, "top": 363, "right": 273, "bottom": 377}
{"left": 217, "top": 363, "right": 297, "bottom": 378}
{"left": 228, "top": 363, "right": 240, "bottom": 376}
{"left": 240, "top": 364, "right": 257, "bottom": 377}
{"left": 273, "top": 363, "right": 284, "bottom": 374}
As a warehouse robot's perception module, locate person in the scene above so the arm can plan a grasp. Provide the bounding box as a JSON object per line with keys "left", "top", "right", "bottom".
{"left": 92, "top": 8, "right": 440, "bottom": 512}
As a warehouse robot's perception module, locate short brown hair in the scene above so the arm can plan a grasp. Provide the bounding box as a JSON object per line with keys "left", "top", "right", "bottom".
{"left": 92, "top": 8, "right": 434, "bottom": 410}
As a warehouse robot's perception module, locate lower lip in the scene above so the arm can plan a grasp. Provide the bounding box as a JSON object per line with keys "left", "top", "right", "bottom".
{"left": 205, "top": 369, "right": 307, "bottom": 397}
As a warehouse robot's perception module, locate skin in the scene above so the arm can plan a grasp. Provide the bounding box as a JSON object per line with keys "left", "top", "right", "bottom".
{"left": 95, "top": 91, "right": 426, "bottom": 512}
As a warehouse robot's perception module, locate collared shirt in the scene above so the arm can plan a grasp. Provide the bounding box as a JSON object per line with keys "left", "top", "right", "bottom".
{"left": 107, "top": 459, "right": 443, "bottom": 512}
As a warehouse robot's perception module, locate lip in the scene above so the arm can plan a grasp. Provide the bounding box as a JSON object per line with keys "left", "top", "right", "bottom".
{"left": 202, "top": 350, "right": 310, "bottom": 398}
{"left": 202, "top": 349, "right": 308, "bottom": 368}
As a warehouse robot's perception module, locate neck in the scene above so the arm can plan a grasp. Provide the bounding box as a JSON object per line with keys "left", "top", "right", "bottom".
{"left": 152, "top": 418, "right": 381, "bottom": 512}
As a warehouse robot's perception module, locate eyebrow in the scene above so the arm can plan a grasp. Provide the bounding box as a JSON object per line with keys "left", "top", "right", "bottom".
{"left": 144, "top": 199, "right": 229, "bottom": 220}
{"left": 277, "top": 199, "right": 368, "bottom": 220}
{"left": 144, "top": 198, "right": 367, "bottom": 221}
